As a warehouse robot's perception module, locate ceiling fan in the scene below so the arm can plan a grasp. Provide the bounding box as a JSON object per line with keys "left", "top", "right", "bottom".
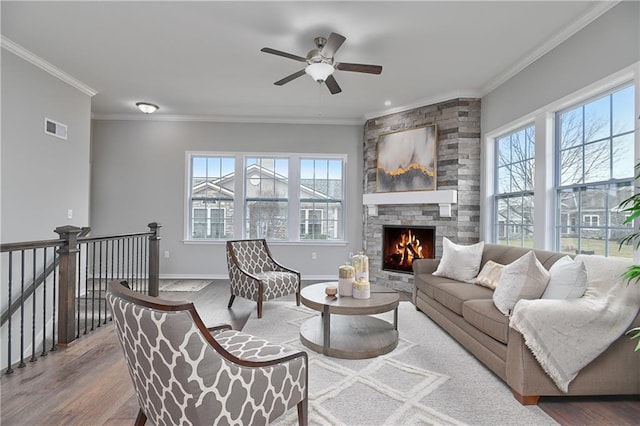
{"left": 261, "top": 32, "right": 382, "bottom": 94}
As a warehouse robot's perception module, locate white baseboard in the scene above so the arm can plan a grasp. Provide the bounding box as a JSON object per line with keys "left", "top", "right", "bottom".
{"left": 159, "top": 273, "right": 336, "bottom": 281}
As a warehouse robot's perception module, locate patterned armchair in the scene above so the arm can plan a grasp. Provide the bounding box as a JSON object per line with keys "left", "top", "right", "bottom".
{"left": 226, "top": 239, "right": 301, "bottom": 318}
{"left": 106, "top": 281, "right": 308, "bottom": 426}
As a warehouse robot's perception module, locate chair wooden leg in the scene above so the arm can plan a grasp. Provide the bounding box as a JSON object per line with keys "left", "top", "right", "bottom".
{"left": 257, "top": 300, "right": 263, "bottom": 319}
{"left": 296, "top": 290, "right": 301, "bottom": 306}
{"left": 297, "top": 398, "right": 308, "bottom": 426}
{"left": 134, "top": 409, "right": 147, "bottom": 426}
{"left": 227, "top": 295, "right": 235, "bottom": 309}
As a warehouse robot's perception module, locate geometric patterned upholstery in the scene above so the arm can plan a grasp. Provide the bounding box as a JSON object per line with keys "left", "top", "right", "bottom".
{"left": 226, "top": 239, "right": 301, "bottom": 318}
{"left": 106, "top": 281, "right": 308, "bottom": 426}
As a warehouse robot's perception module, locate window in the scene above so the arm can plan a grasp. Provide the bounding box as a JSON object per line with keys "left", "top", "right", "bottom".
{"left": 186, "top": 153, "right": 346, "bottom": 242}
{"left": 189, "top": 156, "right": 234, "bottom": 240}
{"left": 493, "top": 125, "right": 535, "bottom": 247}
{"left": 556, "top": 84, "right": 635, "bottom": 256}
{"left": 299, "top": 158, "right": 344, "bottom": 240}
{"left": 245, "top": 157, "right": 289, "bottom": 240}
{"left": 583, "top": 214, "right": 600, "bottom": 228}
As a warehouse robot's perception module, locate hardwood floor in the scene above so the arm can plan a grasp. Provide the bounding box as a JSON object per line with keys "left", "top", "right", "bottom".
{"left": 1, "top": 280, "right": 638, "bottom": 425}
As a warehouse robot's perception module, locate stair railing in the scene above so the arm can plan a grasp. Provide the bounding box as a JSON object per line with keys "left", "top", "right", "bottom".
{"left": 1, "top": 222, "right": 161, "bottom": 373}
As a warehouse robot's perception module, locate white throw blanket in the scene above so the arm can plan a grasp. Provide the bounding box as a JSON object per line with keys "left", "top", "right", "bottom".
{"left": 510, "top": 254, "right": 640, "bottom": 393}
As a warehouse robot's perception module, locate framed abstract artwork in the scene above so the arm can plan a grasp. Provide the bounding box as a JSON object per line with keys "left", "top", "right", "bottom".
{"left": 376, "top": 124, "right": 437, "bottom": 192}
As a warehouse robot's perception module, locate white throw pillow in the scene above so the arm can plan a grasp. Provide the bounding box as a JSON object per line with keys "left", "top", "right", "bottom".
{"left": 492, "top": 251, "right": 550, "bottom": 315}
{"left": 541, "top": 256, "right": 587, "bottom": 299}
{"left": 433, "top": 237, "right": 484, "bottom": 283}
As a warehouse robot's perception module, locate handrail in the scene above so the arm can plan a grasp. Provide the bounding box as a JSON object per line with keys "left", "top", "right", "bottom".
{"left": 1, "top": 239, "right": 63, "bottom": 253}
{"left": 0, "top": 228, "right": 90, "bottom": 327}
{"left": 1, "top": 222, "right": 161, "bottom": 368}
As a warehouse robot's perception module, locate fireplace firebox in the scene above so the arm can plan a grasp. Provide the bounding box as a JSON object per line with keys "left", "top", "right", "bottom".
{"left": 382, "top": 225, "right": 435, "bottom": 274}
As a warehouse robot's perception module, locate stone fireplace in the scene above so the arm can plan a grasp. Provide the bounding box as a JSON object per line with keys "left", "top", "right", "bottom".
{"left": 363, "top": 98, "right": 481, "bottom": 293}
{"left": 382, "top": 225, "right": 435, "bottom": 274}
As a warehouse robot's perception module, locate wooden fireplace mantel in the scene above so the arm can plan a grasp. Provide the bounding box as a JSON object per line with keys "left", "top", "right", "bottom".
{"left": 362, "top": 189, "right": 458, "bottom": 218}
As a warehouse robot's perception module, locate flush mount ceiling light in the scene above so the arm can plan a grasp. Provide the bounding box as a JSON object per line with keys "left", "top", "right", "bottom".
{"left": 305, "top": 62, "right": 335, "bottom": 82}
{"left": 136, "top": 102, "right": 159, "bottom": 114}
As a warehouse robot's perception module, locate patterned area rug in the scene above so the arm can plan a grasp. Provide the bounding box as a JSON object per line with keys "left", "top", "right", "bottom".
{"left": 158, "top": 279, "right": 212, "bottom": 292}
{"left": 243, "top": 302, "right": 557, "bottom": 426}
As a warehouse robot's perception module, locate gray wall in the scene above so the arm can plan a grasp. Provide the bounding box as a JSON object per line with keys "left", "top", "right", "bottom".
{"left": 1, "top": 50, "right": 92, "bottom": 243}
{"left": 482, "top": 1, "right": 640, "bottom": 134}
{"left": 90, "top": 120, "right": 363, "bottom": 279}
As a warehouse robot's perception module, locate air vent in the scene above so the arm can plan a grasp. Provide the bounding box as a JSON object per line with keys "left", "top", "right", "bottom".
{"left": 44, "top": 118, "right": 67, "bottom": 140}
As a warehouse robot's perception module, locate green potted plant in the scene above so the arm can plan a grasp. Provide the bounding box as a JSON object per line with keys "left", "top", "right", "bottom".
{"left": 618, "top": 160, "right": 640, "bottom": 351}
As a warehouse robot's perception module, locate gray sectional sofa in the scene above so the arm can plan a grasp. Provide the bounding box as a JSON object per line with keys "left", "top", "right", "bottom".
{"left": 413, "top": 243, "right": 640, "bottom": 404}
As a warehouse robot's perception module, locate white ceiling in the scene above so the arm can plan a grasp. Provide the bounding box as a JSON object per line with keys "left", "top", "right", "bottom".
{"left": 1, "top": 1, "right": 611, "bottom": 124}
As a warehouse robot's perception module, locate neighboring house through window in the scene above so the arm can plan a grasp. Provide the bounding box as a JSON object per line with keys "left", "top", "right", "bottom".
{"left": 189, "top": 156, "right": 234, "bottom": 240}
{"left": 186, "top": 153, "right": 346, "bottom": 242}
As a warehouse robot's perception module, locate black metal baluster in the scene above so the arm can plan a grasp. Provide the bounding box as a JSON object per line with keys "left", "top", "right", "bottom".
{"left": 97, "top": 240, "right": 102, "bottom": 327}
{"left": 76, "top": 244, "right": 82, "bottom": 338}
{"left": 30, "top": 249, "right": 37, "bottom": 362}
{"left": 143, "top": 236, "right": 148, "bottom": 293}
{"left": 51, "top": 260, "right": 57, "bottom": 352}
{"left": 84, "top": 242, "right": 89, "bottom": 335}
{"left": 116, "top": 239, "right": 121, "bottom": 281}
{"left": 91, "top": 242, "right": 96, "bottom": 331}
{"left": 134, "top": 237, "right": 139, "bottom": 291}
{"left": 126, "top": 238, "right": 130, "bottom": 288}
{"left": 19, "top": 250, "right": 25, "bottom": 368}
{"left": 41, "top": 248, "right": 48, "bottom": 357}
{"left": 6, "top": 252, "right": 14, "bottom": 374}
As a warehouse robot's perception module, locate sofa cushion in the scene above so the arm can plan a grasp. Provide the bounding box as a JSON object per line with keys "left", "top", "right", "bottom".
{"left": 432, "top": 282, "right": 494, "bottom": 315}
{"left": 463, "top": 299, "right": 510, "bottom": 344}
{"left": 481, "top": 244, "right": 566, "bottom": 271}
{"left": 492, "top": 251, "right": 550, "bottom": 315}
{"left": 433, "top": 237, "right": 484, "bottom": 283}
{"left": 415, "top": 273, "right": 460, "bottom": 299}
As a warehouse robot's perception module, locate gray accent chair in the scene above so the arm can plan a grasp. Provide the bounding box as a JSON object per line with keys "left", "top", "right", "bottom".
{"left": 106, "top": 281, "right": 308, "bottom": 426}
{"left": 226, "top": 239, "right": 301, "bottom": 318}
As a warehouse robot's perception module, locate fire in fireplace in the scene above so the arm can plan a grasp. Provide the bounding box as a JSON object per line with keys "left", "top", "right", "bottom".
{"left": 382, "top": 225, "right": 435, "bottom": 273}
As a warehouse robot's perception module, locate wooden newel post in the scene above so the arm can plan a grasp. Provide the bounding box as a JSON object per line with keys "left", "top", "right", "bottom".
{"left": 148, "top": 222, "right": 162, "bottom": 297}
{"left": 54, "top": 225, "right": 82, "bottom": 345}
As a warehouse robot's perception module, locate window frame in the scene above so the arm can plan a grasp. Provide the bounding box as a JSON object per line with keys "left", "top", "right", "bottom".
{"left": 481, "top": 64, "right": 637, "bottom": 258}
{"left": 554, "top": 83, "right": 635, "bottom": 256}
{"left": 184, "top": 151, "right": 347, "bottom": 243}
{"left": 492, "top": 124, "right": 536, "bottom": 247}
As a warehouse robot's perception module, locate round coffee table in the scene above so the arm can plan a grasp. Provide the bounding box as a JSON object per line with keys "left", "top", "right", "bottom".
{"left": 299, "top": 282, "right": 399, "bottom": 359}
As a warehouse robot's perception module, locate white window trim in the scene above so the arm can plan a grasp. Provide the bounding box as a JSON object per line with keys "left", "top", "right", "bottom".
{"left": 481, "top": 62, "right": 639, "bottom": 255}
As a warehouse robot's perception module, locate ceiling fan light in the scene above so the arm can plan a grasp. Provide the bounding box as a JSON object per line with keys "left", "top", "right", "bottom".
{"left": 305, "top": 62, "right": 334, "bottom": 82}
{"left": 136, "top": 102, "right": 159, "bottom": 114}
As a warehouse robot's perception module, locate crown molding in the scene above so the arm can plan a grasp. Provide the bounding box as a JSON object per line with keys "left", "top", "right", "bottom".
{"left": 1, "top": 35, "right": 98, "bottom": 97}
{"left": 91, "top": 112, "right": 363, "bottom": 126}
{"left": 480, "top": 1, "right": 619, "bottom": 96}
{"left": 362, "top": 90, "right": 482, "bottom": 121}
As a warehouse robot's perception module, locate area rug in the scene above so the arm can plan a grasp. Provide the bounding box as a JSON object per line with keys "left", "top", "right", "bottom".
{"left": 242, "top": 302, "right": 557, "bottom": 426}
{"left": 158, "top": 279, "right": 212, "bottom": 292}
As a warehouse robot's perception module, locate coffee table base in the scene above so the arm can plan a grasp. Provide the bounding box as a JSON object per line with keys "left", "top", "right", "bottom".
{"left": 299, "top": 315, "right": 399, "bottom": 359}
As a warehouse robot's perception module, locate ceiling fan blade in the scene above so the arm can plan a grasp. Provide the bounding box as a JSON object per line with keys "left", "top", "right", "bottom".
{"left": 260, "top": 47, "right": 306, "bottom": 62}
{"left": 274, "top": 69, "right": 306, "bottom": 86}
{"left": 321, "top": 32, "right": 346, "bottom": 57}
{"left": 336, "top": 62, "right": 383, "bottom": 74}
{"left": 325, "top": 74, "right": 342, "bottom": 95}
